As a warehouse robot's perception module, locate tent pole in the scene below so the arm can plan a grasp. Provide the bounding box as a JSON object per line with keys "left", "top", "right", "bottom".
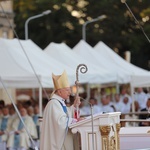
{"left": 32, "top": 88, "right": 36, "bottom": 100}
{"left": 130, "top": 78, "right": 136, "bottom": 126}
{"left": 131, "top": 84, "right": 135, "bottom": 113}
{"left": 130, "top": 76, "right": 135, "bottom": 113}
{"left": 39, "top": 86, "right": 42, "bottom": 117}
{"left": 86, "top": 83, "right": 90, "bottom": 100}
{"left": 116, "top": 83, "right": 119, "bottom": 94}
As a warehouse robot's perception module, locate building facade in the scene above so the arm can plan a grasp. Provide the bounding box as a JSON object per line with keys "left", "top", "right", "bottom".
{"left": 0, "top": 0, "right": 14, "bottom": 38}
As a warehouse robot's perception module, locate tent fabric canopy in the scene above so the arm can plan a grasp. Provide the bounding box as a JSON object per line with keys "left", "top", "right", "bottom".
{"left": 94, "top": 41, "right": 149, "bottom": 74}
{"left": 0, "top": 38, "right": 149, "bottom": 88}
{"left": 73, "top": 40, "right": 131, "bottom": 83}
{"left": 131, "top": 75, "right": 150, "bottom": 87}
{"left": 94, "top": 41, "right": 150, "bottom": 87}
{"left": 0, "top": 38, "right": 75, "bottom": 88}
{"left": 73, "top": 40, "right": 119, "bottom": 83}
{"left": 44, "top": 42, "right": 117, "bottom": 84}
{"left": 44, "top": 42, "right": 93, "bottom": 84}
{"left": 44, "top": 39, "right": 150, "bottom": 87}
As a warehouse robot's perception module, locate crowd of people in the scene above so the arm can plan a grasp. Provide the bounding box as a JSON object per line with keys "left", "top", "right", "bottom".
{"left": 0, "top": 100, "right": 40, "bottom": 150}
{"left": 78, "top": 87, "right": 150, "bottom": 127}
{"left": 0, "top": 85, "right": 150, "bottom": 150}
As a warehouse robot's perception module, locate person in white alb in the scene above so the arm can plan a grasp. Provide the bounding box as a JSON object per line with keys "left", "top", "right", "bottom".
{"left": 100, "top": 95, "right": 115, "bottom": 113}
{"left": 113, "top": 93, "right": 124, "bottom": 112}
{"left": 40, "top": 70, "right": 81, "bottom": 150}
{"left": 0, "top": 106, "right": 10, "bottom": 150}
{"left": 134, "top": 87, "right": 148, "bottom": 111}
{"left": 7, "top": 108, "right": 37, "bottom": 150}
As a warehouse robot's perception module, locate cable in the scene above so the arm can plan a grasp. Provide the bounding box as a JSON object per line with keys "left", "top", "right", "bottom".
{"left": 0, "top": 76, "right": 38, "bottom": 150}
{"left": 122, "top": 0, "right": 150, "bottom": 43}
{"left": 0, "top": 1, "right": 50, "bottom": 150}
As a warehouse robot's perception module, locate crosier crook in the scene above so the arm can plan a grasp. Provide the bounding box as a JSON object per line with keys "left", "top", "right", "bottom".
{"left": 75, "top": 64, "right": 88, "bottom": 119}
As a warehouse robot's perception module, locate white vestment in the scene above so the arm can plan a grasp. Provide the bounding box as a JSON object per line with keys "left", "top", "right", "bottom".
{"left": 0, "top": 115, "right": 10, "bottom": 142}
{"left": 134, "top": 92, "right": 148, "bottom": 110}
{"left": 7, "top": 115, "right": 37, "bottom": 149}
{"left": 0, "top": 115, "right": 10, "bottom": 150}
{"left": 40, "top": 94, "right": 75, "bottom": 150}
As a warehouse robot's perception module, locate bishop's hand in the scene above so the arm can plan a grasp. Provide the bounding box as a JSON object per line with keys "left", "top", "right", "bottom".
{"left": 73, "top": 96, "right": 81, "bottom": 108}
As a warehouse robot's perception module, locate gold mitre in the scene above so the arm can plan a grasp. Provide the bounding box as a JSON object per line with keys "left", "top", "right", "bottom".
{"left": 52, "top": 70, "right": 70, "bottom": 90}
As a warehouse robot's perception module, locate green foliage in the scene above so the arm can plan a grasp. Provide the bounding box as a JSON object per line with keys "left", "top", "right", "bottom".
{"left": 13, "top": 0, "right": 150, "bottom": 70}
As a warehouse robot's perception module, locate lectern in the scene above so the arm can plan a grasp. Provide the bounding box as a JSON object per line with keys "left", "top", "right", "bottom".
{"left": 69, "top": 112, "right": 121, "bottom": 150}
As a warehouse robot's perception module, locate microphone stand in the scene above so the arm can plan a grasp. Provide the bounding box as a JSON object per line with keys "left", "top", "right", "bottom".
{"left": 0, "top": 77, "right": 38, "bottom": 150}
{"left": 89, "top": 103, "right": 95, "bottom": 150}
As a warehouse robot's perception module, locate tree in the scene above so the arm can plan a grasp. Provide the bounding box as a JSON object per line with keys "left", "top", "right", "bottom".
{"left": 13, "top": 0, "right": 150, "bottom": 70}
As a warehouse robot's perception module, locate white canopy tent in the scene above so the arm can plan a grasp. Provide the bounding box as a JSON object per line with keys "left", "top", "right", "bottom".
{"left": 73, "top": 40, "right": 132, "bottom": 84}
{"left": 94, "top": 41, "right": 150, "bottom": 87}
{"left": 73, "top": 40, "right": 117, "bottom": 84}
{"left": 44, "top": 42, "right": 117, "bottom": 84}
{"left": 0, "top": 38, "right": 76, "bottom": 88}
{"left": 73, "top": 40, "right": 150, "bottom": 85}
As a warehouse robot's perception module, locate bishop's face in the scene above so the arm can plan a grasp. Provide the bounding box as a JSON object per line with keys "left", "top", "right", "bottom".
{"left": 57, "top": 87, "right": 71, "bottom": 100}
